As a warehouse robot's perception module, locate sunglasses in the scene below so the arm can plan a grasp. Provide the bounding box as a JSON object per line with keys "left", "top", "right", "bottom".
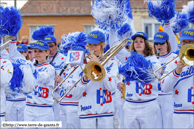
{"left": 28, "top": 51, "right": 33, "bottom": 54}
{"left": 49, "top": 45, "right": 54, "bottom": 48}
{"left": 20, "top": 51, "right": 27, "bottom": 54}
{"left": 155, "top": 42, "right": 166, "bottom": 45}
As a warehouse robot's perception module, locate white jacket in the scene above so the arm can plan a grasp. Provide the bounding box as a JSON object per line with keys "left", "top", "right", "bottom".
{"left": 68, "top": 57, "right": 119, "bottom": 118}
{"left": 0, "top": 57, "right": 13, "bottom": 114}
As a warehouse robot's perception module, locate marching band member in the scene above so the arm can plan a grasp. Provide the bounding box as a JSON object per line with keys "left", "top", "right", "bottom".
{"left": 0, "top": 56, "right": 13, "bottom": 128}
{"left": 116, "top": 32, "right": 161, "bottom": 128}
{"left": 161, "top": 28, "right": 194, "bottom": 129}
{"left": 9, "top": 40, "right": 56, "bottom": 122}
{"left": 44, "top": 35, "right": 67, "bottom": 122}
{"left": 55, "top": 31, "right": 88, "bottom": 129}
{"left": 153, "top": 31, "right": 177, "bottom": 128}
{"left": 6, "top": 43, "right": 30, "bottom": 125}
{"left": 67, "top": 30, "right": 118, "bottom": 128}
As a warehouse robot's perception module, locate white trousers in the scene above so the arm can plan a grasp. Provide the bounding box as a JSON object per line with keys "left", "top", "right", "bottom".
{"left": 173, "top": 113, "right": 194, "bottom": 128}
{"left": 0, "top": 115, "right": 5, "bottom": 128}
{"left": 80, "top": 116, "right": 114, "bottom": 129}
{"left": 60, "top": 105, "right": 80, "bottom": 129}
{"left": 6, "top": 100, "right": 26, "bottom": 121}
{"left": 113, "top": 91, "right": 125, "bottom": 128}
{"left": 156, "top": 94, "right": 173, "bottom": 128}
{"left": 24, "top": 106, "right": 54, "bottom": 121}
{"left": 52, "top": 101, "right": 61, "bottom": 121}
{"left": 123, "top": 100, "right": 159, "bottom": 129}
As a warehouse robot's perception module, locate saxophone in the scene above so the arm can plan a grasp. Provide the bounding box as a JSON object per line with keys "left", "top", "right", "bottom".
{"left": 120, "top": 77, "right": 126, "bottom": 99}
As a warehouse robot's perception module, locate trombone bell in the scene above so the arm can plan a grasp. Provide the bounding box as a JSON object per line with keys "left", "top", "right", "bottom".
{"left": 154, "top": 44, "right": 194, "bottom": 81}
{"left": 83, "top": 61, "right": 105, "bottom": 82}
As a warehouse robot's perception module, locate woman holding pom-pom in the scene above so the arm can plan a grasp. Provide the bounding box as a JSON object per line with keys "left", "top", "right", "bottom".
{"left": 9, "top": 40, "right": 56, "bottom": 122}
{"left": 116, "top": 32, "right": 161, "bottom": 128}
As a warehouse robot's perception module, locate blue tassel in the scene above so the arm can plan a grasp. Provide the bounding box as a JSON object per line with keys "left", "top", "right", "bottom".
{"left": 171, "top": 12, "right": 188, "bottom": 33}
{"left": 9, "top": 63, "right": 24, "bottom": 92}
{"left": 32, "top": 25, "right": 54, "bottom": 40}
{"left": 119, "top": 52, "right": 154, "bottom": 85}
{"left": 117, "top": 23, "right": 133, "bottom": 40}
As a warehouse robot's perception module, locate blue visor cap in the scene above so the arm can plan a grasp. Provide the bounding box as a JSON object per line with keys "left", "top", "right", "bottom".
{"left": 17, "top": 44, "right": 28, "bottom": 52}
{"left": 85, "top": 30, "right": 105, "bottom": 45}
{"left": 179, "top": 29, "right": 194, "bottom": 41}
{"left": 153, "top": 32, "right": 169, "bottom": 43}
{"left": 33, "top": 41, "right": 49, "bottom": 50}
{"left": 27, "top": 44, "right": 34, "bottom": 49}
{"left": 131, "top": 32, "right": 148, "bottom": 41}
{"left": 44, "top": 35, "right": 56, "bottom": 43}
{"left": 126, "top": 38, "right": 133, "bottom": 46}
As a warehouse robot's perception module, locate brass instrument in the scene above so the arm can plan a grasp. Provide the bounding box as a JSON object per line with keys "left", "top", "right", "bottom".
{"left": 52, "top": 39, "right": 128, "bottom": 103}
{"left": 154, "top": 44, "right": 194, "bottom": 81}
{"left": 0, "top": 40, "right": 11, "bottom": 51}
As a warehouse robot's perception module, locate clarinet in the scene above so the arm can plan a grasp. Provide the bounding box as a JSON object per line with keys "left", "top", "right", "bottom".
{"left": 157, "top": 49, "right": 160, "bottom": 59}
{"left": 59, "top": 64, "right": 68, "bottom": 76}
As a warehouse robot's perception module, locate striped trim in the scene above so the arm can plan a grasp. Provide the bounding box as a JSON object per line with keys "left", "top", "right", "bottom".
{"left": 60, "top": 102, "right": 79, "bottom": 106}
{"left": 158, "top": 93, "right": 172, "bottom": 96}
{"left": 81, "top": 78, "right": 89, "bottom": 85}
{"left": 26, "top": 102, "right": 52, "bottom": 107}
{"left": 126, "top": 98, "right": 156, "bottom": 103}
{"left": 165, "top": 23, "right": 170, "bottom": 25}
{"left": 6, "top": 98, "right": 26, "bottom": 101}
{"left": 173, "top": 71, "right": 180, "bottom": 77}
{"left": 37, "top": 63, "right": 49, "bottom": 67}
{"left": 174, "top": 109, "right": 194, "bottom": 114}
{"left": 0, "top": 112, "right": 5, "bottom": 117}
{"left": 11, "top": 41, "right": 16, "bottom": 44}
{"left": 79, "top": 112, "right": 114, "bottom": 119}
{"left": 159, "top": 52, "right": 172, "bottom": 58}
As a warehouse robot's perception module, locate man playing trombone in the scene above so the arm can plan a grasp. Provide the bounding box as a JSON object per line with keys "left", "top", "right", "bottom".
{"left": 161, "top": 28, "right": 194, "bottom": 129}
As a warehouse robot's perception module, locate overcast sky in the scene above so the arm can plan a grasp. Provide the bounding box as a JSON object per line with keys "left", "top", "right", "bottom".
{"left": 1, "top": 0, "right": 28, "bottom": 9}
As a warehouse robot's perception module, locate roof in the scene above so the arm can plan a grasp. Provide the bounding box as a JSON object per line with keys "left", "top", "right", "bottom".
{"left": 20, "top": 0, "right": 191, "bottom": 16}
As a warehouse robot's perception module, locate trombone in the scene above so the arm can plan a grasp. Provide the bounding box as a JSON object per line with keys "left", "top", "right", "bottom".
{"left": 52, "top": 39, "right": 129, "bottom": 103}
{"left": 154, "top": 44, "right": 194, "bottom": 81}
{"left": 0, "top": 40, "right": 11, "bottom": 51}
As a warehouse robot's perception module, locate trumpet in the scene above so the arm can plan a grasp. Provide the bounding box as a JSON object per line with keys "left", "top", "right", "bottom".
{"left": 52, "top": 39, "right": 129, "bottom": 103}
{"left": 154, "top": 44, "right": 194, "bottom": 81}
{"left": 0, "top": 40, "right": 11, "bottom": 51}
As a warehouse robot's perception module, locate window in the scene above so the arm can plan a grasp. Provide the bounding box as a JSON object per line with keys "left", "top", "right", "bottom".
{"left": 84, "top": 25, "right": 95, "bottom": 34}
{"left": 29, "top": 26, "right": 41, "bottom": 43}
{"left": 143, "top": 18, "right": 160, "bottom": 40}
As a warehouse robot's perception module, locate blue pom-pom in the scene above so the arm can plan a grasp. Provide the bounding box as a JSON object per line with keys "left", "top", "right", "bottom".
{"left": 188, "top": 8, "right": 194, "bottom": 24}
{"left": 147, "top": 0, "right": 176, "bottom": 22}
{"left": 61, "top": 31, "right": 88, "bottom": 56}
{"left": 9, "top": 63, "right": 24, "bottom": 92}
{"left": 0, "top": 6, "right": 23, "bottom": 37}
{"left": 32, "top": 25, "right": 54, "bottom": 40}
{"left": 171, "top": 12, "right": 188, "bottom": 33}
{"left": 119, "top": 52, "right": 154, "bottom": 85}
{"left": 117, "top": 23, "right": 133, "bottom": 40}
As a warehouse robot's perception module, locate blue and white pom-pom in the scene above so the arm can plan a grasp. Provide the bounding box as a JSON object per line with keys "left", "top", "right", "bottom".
{"left": 117, "top": 23, "right": 134, "bottom": 41}
{"left": 0, "top": 6, "right": 23, "bottom": 37}
{"left": 91, "top": 0, "right": 126, "bottom": 32}
{"left": 170, "top": 12, "right": 188, "bottom": 33}
{"left": 32, "top": 25, "right": 54, "bottom": 40}
{"left": 147, "top": 0, "right": 176, "bottom": 22}
{"left": 8, "top": 59, "right": 36, "bottom": 94}
{"left": 119, "top": 51, "right": 155, "bottom": 85}
{"left": 182, "top": 1, "right": 194, "bottom": 24}
{"left": 61, "top": 31, "right": 88, "bottom": 56}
